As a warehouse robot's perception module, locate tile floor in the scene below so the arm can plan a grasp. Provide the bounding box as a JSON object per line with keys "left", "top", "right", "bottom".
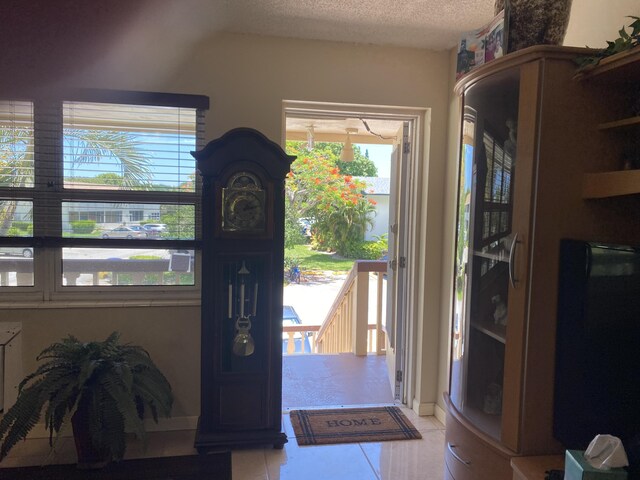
{"left": 0, "top": 408, "right": 446, "bottom": 480}
{"left": 283, "top": 354, "right": 394, "bottom": 408}
{"left": 235, "top": 407, "right": 446, "bottom": 480}
{"left": 1, "top": 354, "right": 446, "bottom": 478}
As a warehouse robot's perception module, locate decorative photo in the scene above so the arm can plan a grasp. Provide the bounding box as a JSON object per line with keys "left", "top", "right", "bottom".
{"left": 456, "top": 28, "right": 486, "bottom": 79}
{"left": 485, "top": 10, "right": 505, "bottom": 62}
{"left": 456, "top": 9, "right": 507, "bottom": 79}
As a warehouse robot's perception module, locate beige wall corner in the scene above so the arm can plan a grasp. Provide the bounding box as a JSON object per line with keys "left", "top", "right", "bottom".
{"left": 564, "top": 0, "right": 640, "bottom": 48}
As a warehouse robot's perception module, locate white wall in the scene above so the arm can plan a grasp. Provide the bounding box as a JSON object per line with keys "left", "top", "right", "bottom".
{"left": 564, "top": 0, "right": 640, "bottom": 48}
{"left": 365, "top": 195, "right": 390, "bottom": 241}
{"left": 2, "top": 26, "right": 451, "bottom": 421}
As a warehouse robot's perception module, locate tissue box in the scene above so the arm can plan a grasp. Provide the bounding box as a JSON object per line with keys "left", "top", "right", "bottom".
{"left": 565, "top": 450, "right": 628, "bottom": 480}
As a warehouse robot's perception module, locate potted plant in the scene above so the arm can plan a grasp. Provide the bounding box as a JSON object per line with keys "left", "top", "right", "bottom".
{"left": 0, "top": 332, "right": 173, "bottom": 468}
{"left": 576, "top": 16, "right": 640, "bottom": 71}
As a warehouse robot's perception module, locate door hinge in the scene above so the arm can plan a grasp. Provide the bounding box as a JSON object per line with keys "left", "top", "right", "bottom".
{"left": 390, "top": 223, "right": 398, "bottom": 234}
{"left": 399, "top": 256, "right": 406, "bottom": 268}
{"left": 403, "top": 141, "right": 411, "bottom": 154}
{"left": 396, "top": 370, "right": 403, "bottom": 382}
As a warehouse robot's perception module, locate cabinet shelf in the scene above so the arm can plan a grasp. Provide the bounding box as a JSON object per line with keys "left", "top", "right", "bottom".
{"left": 575, "top": 47, "right": 640, "bottom": 82}
{"left": 597, "top": 116, "right": 640, "bottom": 130}
{"left": 582, "top": 169, "right": 640, "bottom": 199}
{"left": 473, "top": 250, "right": 509, "bottom": 262}
{"left": 471, "top": 318, "right": 507, "bottom": 344}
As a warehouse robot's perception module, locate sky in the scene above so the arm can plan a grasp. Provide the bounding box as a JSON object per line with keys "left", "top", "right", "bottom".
{"left": 356, "top": 143, "right": 392, "bottom": 178}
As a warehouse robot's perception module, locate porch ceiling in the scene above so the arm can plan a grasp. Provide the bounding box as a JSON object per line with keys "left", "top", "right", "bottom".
{"left": 286, "top": 117, "right": 404, "bottom": 145}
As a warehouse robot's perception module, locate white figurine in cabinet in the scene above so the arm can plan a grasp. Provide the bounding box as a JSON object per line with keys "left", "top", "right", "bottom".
{"left": 492, "top": 294, "right": 508, "bottom": 326}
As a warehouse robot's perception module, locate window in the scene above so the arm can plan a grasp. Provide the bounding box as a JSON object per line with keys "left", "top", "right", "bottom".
{"left": 0, "top": 91, "right": 208, "bottom": 300}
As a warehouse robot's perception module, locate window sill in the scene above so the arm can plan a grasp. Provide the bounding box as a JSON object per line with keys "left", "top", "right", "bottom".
{"left": 0, "top": 297, "right": 201, "bottom": 309}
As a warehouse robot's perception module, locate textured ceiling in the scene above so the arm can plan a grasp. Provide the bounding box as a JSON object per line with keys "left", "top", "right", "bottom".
{"left": 0, "top": 0, "right": 499, "bottom": 93}
{"left": 199, "top": 0, "right": 497, "bottom": 50}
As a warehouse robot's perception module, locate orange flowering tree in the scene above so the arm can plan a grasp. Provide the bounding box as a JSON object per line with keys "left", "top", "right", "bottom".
{"left": 285, "top": 142, "right": 376, "bottom": 255}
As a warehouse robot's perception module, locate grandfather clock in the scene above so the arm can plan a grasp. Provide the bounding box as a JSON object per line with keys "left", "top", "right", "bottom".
{"left": 192, "top": 128, "right": 294, "bottom": 451}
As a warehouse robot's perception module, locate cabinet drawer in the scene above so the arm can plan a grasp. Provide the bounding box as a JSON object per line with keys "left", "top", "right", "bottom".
{"left": 445, "top": 461, "right": 456, "bottom": 480}
{"left": 445, "top": 408, "right": 513, "bottom": 480}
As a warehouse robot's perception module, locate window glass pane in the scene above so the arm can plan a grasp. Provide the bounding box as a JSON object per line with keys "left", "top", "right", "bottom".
{"left": 0, "top": 200, "right": 33, "bottom": 237}
{"left": 63, "top": 102, "right": 196, "bottom": 192}
{"left": 62, "top": 202, "right": 195, "bottom": 239}
{"left": 0, "top": 101, "right": 34, "bottom": 189}
{"left": 0, "top": 246, "right": 34, "bottom": 286}
{"left": 61, "top": 248, "right": 195, "bottom": 286}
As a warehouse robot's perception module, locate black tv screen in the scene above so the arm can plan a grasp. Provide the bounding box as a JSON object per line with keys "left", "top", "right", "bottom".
{"left": 554, "top": 239, "right": 640, "bottom": 451}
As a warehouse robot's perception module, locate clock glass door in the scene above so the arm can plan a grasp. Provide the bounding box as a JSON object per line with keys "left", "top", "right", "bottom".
{"left": 220, "top": 256, "right": 270, "bottom": 373}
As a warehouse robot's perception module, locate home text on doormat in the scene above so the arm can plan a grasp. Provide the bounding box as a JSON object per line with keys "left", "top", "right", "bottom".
{"left": 289, "top": 406, "right": 422, "bottom": 446}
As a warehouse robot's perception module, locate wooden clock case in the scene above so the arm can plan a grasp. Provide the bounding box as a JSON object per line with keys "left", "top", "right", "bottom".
{"left": 192, "top": 128, "right": 294, "bottom": 451}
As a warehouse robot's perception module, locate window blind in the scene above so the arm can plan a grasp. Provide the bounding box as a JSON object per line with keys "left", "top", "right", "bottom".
{"left": 0, "top": 91, "right": 208, "bottom": 290}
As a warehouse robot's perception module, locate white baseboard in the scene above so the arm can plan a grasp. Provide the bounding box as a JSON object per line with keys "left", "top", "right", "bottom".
{"left": 26, "top": 416, "right": 199, "bottom": 439}
{"left": 434, "top": 403, "right": 446, "bottom": 426}
{"left": 411, "top": 400, "right": 435, "bottom": 417}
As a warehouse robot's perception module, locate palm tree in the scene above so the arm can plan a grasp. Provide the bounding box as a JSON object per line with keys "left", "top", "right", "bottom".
{"left": 64, "top": 129, "right": 153, "bottom": 189}
{"left": 0, "top": 127, "right": 153, "bottom": 235}
{"left": 0, "top": 127, "right": 33, "bottom": 234}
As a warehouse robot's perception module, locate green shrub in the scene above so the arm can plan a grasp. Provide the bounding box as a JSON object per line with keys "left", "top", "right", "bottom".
{"left": 6, "top": 227, "right": 24, "bottom": 237}
{"left": 70, "top": 220, "right": 96, "bottom": 234}
{"left": 284, "top": 212, "right": 307, "bottom": 250}
{"left": 342, "top": 240, "right": 386, "bottom": 260}
{"left": 10, "top": 221, "right": 30, "bottom": 232}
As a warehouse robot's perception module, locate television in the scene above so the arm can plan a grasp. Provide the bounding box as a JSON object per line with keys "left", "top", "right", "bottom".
{"left": 554, "top": 239, "right": 640, "bottom": 456}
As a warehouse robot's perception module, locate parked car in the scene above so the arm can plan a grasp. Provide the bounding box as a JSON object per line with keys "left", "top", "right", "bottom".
{"left": 101, "top": 226, "right": 147, "bottom": 239}
{"left": 127, "top": 225, "right": 147, "bottom": 234}
{"left": 0, "top": 247, "right": 33, "bottom": 258}
{"left": 282, "top": 305, "right": 312, "bottom": 354}
{"left": 142, "top": 223, "right": 167, "bottom": 237}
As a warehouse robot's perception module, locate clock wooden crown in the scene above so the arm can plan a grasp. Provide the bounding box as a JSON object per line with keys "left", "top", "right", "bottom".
{"left": 192, "top": 127, "right": 294, "bottom": 182}
{"left": 192, "top": 128, "right": 295, "bottom": 239}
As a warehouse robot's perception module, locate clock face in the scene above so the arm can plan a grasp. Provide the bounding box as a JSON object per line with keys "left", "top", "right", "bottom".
{"left": 225, "top": 190, "right": 264, "bottom": 230}
{"left": 222, "top": 171, "right": 266, "bottom": 233}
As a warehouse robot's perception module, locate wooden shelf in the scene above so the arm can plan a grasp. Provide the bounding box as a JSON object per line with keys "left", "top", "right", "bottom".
{"left": 575, "top": 47, "right": 640, "bottom": 82}
{"left": 598, "top": 116, "right": 640, "bottom": 130}
{"left": 471, "top": 318, "right": 507, "bottom": 344}
{"left": 473, "top": 249, "right": 508, "bottom": 262}
{"left": 582, "top": 169, "right": 640, "bottom": 199}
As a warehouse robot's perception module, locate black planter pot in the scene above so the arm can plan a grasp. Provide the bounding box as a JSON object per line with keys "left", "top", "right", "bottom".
{"left": 71, "top": 401, "right": 110, "bottom": 470}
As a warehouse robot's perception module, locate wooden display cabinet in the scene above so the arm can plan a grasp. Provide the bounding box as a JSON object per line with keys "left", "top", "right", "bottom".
{"left": 446, "top": 46, "right": 640, "bottom": 480}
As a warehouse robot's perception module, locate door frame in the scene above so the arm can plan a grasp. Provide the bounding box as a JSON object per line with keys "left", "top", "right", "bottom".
{"left": 282, "top": 100, "right": 428, "bottom": 410}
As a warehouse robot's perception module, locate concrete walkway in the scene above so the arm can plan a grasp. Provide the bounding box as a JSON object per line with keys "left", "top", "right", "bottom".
{"left": 282, "top": 271, "right": 348, "bottom": 326}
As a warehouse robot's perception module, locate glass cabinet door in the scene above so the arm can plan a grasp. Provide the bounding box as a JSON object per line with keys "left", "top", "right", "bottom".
{"left": 450, "top": 68, "right": 520, "bottom": 440}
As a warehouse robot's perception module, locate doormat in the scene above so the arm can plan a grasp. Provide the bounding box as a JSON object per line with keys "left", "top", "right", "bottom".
{"left": 0, "top": 452, "right": 231, "bottom": 480}
{"left": 289, "top": 406, "right": 422, "bottom": 446}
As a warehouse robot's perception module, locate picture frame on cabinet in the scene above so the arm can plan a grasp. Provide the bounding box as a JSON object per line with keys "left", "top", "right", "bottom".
{"left": 456, "top": 9, "right": 508, "bottom": 79}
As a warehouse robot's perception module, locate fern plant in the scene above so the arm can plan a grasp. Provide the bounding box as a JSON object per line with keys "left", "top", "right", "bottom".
{"left": 0, "top": 332, "right": 173, "bottom": 466}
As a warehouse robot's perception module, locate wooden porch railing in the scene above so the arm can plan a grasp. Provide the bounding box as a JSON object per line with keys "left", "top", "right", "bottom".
{"left": 282, "top": 324, "right": 320, "bottom": 355}
{"left": 314, "top": 260, "right": 387, "bottom": 356}
{"left": 0, "top": 257, "right": 194, "bottom": 287}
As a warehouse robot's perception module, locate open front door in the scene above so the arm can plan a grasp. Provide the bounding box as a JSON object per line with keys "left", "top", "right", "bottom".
{"left": 386, "top": 122, "right": 410, "bottom": 402}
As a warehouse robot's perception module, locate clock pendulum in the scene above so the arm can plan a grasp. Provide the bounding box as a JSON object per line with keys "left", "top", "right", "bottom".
{"left": 231, "top": 261, "right": 257, "bottom": 357}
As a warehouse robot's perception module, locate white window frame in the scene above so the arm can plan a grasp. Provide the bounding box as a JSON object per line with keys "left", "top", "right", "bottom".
{"left": 0, "top": 90, "right": 208, "bottom": 304}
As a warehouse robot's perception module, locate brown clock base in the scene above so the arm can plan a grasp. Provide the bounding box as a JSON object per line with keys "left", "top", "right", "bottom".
{"left": 194, "top": 421, "right": 288, "bottom": 453}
